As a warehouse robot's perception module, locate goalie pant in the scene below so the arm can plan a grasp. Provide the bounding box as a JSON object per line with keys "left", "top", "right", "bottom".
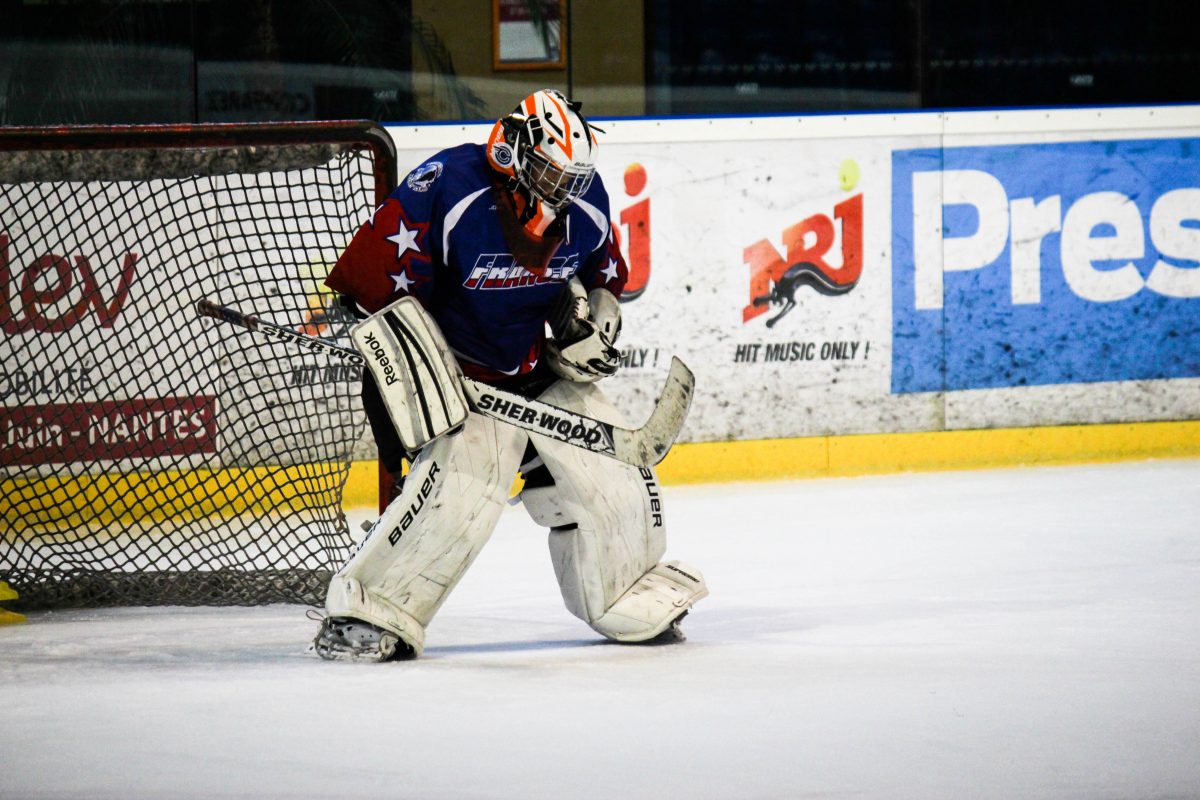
{"left": 324, "top": 379, "right": 708, "bottom": 656}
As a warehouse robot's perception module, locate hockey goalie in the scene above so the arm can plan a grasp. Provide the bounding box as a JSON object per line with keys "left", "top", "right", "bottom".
{"left": 312, "top": 89, "right": 708, "bottom": 661}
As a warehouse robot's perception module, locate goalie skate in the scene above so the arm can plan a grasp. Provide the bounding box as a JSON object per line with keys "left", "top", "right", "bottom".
{"left": 312, "top": 616, "right": 416, "bottom": 662}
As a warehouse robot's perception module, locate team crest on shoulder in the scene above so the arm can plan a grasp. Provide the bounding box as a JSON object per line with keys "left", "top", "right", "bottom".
{"left": 490, "top": 143, "right": 514, "bottom": 169}
{"left": 406, "top": 161, "right": 443, "bottom": 192}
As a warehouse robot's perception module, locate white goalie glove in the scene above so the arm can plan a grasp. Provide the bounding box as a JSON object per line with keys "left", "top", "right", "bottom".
{"left": 546, "top": 277, "right": 621, "bottom": 383}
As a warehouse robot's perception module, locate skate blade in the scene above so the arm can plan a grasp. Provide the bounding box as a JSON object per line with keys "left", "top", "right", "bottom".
{"left": 616, "top": 611, "right": 690, "bottom": 646}
{"left": 312, "top": 633, "right": 399, "bottom": 662}
{"left": 311, "top": 619, "right": 402, "bottom": 663}
{"left": 640, "top": 618, "right": 687, "bottom": 645}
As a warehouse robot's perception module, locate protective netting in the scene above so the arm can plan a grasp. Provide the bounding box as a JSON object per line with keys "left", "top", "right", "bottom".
{"left": 0, "top": 124, "right": 394, "bottom": 609}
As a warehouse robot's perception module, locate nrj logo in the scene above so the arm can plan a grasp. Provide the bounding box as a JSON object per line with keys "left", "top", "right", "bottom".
{"left": 742, "top": 160, "right": 863, "bottom": 327}
{"left": 612, "top": 162, "right": 650, "bottom": 302}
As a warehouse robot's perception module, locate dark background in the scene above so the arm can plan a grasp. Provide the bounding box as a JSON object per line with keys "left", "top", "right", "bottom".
{"left": 2, "top": 0, "right": 1197, "bottom": 124}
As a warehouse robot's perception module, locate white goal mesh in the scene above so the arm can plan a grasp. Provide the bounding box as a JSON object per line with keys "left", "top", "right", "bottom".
{"left": 0, "top": 122, "right": 395, "bottom": 608}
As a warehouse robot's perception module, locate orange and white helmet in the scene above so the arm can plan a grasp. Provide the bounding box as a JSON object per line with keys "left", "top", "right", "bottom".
{"left": 487, "top": 89, "right": 599, "bottom": 210}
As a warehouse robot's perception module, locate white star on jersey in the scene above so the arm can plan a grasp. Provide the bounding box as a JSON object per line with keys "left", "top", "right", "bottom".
{"left": 601, "top": 258, "right": 621, "bottom": 284}
{"left": 391, "top": 270, "right": 416, "bottom": 293}
{"left": 386, "top": 220, "right": 421, "bottom": 259}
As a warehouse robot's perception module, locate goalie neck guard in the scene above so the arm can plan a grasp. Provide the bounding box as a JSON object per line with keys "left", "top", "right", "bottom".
{"left": 487, "top": 89, "right": 599, "bottom": 212}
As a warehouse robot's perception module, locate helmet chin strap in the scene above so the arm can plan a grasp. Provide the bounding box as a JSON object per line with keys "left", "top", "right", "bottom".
{"left": 509, "top": 179, "right": 558, "bottom": 237}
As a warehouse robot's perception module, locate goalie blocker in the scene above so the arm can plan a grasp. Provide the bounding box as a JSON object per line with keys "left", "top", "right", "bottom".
{"left": 350, "top": 297, "right": 470, "bottom": 453}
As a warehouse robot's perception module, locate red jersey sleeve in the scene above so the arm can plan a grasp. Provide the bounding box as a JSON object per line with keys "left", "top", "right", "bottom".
{"left": 325, "top": 196, "right": 435, "bottom": 314}
{"left": 578, "top": 221, "right": 628, "bottom": 299}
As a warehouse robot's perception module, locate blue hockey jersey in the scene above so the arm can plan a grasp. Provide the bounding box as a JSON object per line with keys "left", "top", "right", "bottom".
{"left": 326, "top": 143, "right": 628, "bottom": 382}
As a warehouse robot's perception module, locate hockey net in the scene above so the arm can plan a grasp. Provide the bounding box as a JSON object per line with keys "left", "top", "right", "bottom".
{"left": 0, "top": 122, "right": 395, "bottom": 609}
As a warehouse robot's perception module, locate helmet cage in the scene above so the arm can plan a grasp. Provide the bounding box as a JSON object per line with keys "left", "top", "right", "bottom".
{"left": 517, "top": 144, "right": 595, "bottom": 210}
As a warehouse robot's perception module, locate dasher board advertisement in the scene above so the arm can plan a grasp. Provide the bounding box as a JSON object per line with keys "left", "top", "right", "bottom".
{"left": 388, "top": 105, "right": 1200, "bottom": 444}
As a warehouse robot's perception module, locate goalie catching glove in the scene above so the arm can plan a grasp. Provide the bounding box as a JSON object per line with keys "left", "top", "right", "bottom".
{"left": 546, "top": 277, "right": 621, "bottom": 383}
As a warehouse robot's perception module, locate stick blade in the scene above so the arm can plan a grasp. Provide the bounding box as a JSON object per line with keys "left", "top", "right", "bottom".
{"left": 612, "top": 356, "right": 694, "bottom": 467}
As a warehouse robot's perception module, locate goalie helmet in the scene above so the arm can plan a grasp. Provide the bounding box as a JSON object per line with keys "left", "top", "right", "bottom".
{"left": 487, "top": 89, "right": 598, "bottom": 211}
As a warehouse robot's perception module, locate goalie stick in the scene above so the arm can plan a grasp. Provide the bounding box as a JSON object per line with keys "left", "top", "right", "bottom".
{"left": 195, "top": 299, "right": 693, "bottom": 467}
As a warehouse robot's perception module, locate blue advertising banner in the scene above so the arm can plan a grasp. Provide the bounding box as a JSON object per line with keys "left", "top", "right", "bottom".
{"left": 892, "top": 137, "right": 1200, "bottom": 394}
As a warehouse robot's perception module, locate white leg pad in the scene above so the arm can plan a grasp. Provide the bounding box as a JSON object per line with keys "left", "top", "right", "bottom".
{"left": 521, "top": 380, "right": 705, "bottom": 640}
{"left": 590, "top": 561, "right": 709, "bottom": 642}
{"left": 326, "top": 411, "right": 527, "bottom": 656}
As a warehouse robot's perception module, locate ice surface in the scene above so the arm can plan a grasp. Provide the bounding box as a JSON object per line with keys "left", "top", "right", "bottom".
{"left": 2, "top": 459, "right": 1199, "bottom": 799}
